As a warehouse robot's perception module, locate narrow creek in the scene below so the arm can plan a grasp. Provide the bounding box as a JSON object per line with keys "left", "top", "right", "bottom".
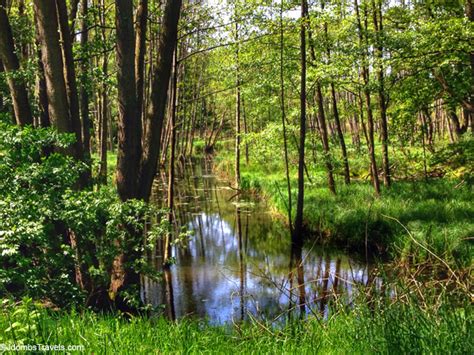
{"left": 142, "top": 157, "right": 376, "bottom": 324}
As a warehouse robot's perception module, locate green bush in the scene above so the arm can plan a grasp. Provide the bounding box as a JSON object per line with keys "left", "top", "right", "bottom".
{"left": 0, "top": 123, "right": 167, "bottom": 308}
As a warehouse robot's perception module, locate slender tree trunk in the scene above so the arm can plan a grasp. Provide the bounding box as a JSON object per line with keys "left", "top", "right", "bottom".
{"left": 467, "top": 1, "right": 474, "bottom": 109}
{"left": 36, "top": 47, "right": 50, "bottom": 128}
{"left": 0, "top": 0, "right": 33, "bottom": 126}
{"left": 306, "top": 0, "right": 336, "bottom": 193}
{"left": 69, "top": 0, "right": 80, "bottom": 37}
{"left": 98, "top": 0, "right": 108, "bottom": 184}
{"left": 372, "top": 0, "right": 391, "bottom": 187}
{"left": 139, "top": 0, "right": 182, "bottom": 201}
{"left": 355, "top": 0, "right": 380, "bottom": 195}
{"left": 331, "top": 83, "right": 350, "bottom": 184}
{"left": 279, "top": 0, "right": 292, "bottom": 234}
{"left": 98, "top": 60, "right": 108, "bottom": 183}
{"left": 79, "top": 0, "right": 91, "bottom": 165}
{"left": 293, "top": 0, "right": 308, "bottom": 242}
{"left": 165, "top": 48, "right": 178, "bottom": 266}
{"left": 56, "top": 0, "right": 85, "bottom": 163}
{"left": 242, "top": 94, "right": 249, "bottom": 165}
{"left": 135, "top": 0, "right": 148, "bottom": 125}
{"left": 316, "top": 84, "right": 336, "bottom": 194}
{"left": 235, "top": 20, "right": 241, "bottom": 188}
{"left": 0, "top": 60, "right": 3, "bottom": 113}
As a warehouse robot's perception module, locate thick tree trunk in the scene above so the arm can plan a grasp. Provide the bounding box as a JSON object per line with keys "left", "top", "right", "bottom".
{"left": 139, "top": 0, "right": 182, "bottom": 201}
{"left": 0, "top": 0, "right": 33, "bottom": 126}
{"left": 34, "top": 0, "right": 81, "bottom": 158}
{"left": 115, "top": 0, "right": 142, "bottom": 201}
{"left": 56, "top": 0, "right": 83, "bottom": 146}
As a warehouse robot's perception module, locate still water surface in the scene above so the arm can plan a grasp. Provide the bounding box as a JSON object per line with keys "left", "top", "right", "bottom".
{"left": 143, "top": 158, "right": 375, "bottom": 324}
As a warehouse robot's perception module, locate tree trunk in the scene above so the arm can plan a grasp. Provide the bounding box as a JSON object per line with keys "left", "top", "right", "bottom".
{"left": 316, "top": 83, "right": 336, "bottom": 194}
{"left": 355, "top": 0, "right": 380, "bottom": 195}
{"left": 36, "top": 47, "right": 50, "bottom": 128}
{"left": 372, "top": 0, "right": 391, "bottom": 187}
{"left": 56, "top": 0, "right": 85, "bottom": 162}
{"left": 235, "top": 20, "right": 241, "bottom": 188}
{"left": 135, "top": 0, "right": 148, "bottom": 125}
{"left": 0, "top": 60, "right": 4, "bottom": 113}
{"left": 279, "top": 0, "right": 292, "bottom": 233}
{"left": 69, "top": 0, "right": 80, "bottom": 37}
{"left": 293, "top": 0, "right": 308, "bottom": 242}
{"left": 115, "top": 0, "right": 142, "bottom": 201}
{"left": 97, "top": 0, "right": 108, "bottom": 184}
{"left": 165, "top": 48, "right": 178, "bottom": 266}
{"left": 331, "top": 84, "right": 350, "bottom": 184}
{"left": 79, "top": 0, "right": 91, "bottom": 162}
{"left": 305, "top": 0, "right": 336, "bottom": 194}
{"left": 139, "top": 0, "right": 182, "bottom": 201}
{"left": 0, "top": 0, "right": 33, "bottom": 126}
{"left": 34, "top": 0, "right": 82, "bottom": 158}
{"left": 98, "top": 61, "right": 108, "bottom": 184}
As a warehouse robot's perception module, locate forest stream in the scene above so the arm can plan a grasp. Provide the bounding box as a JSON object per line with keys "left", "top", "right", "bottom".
{"left": 142, "top": 157, "right": 377, "bottom": 324}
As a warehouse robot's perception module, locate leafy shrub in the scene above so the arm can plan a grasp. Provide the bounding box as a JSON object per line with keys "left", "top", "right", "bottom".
{"left": 0, "top": 123, "right": 167, "bottom": 308}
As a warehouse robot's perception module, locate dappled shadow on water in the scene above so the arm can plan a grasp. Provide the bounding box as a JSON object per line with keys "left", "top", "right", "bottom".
{"left": 143, "top": 157, "right": 378, "bottom": 325}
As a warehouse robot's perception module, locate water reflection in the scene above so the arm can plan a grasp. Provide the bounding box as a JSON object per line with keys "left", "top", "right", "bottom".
{"left": 143, "top": 158, "right": 375, "bottom": 324}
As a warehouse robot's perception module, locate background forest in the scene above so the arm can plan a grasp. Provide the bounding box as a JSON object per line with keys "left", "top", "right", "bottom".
{"left": 0, "top": 0, "right": 472, "bottom": 353}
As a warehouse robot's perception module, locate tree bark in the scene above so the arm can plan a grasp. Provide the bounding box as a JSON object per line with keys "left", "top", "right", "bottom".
{"left": 34, "top": 0, "right": 81, "bottom": 158}
{"left": 56, "top": 0, "right": 88, "bottom": 178}
{"left": 139, "top": 0, "right": 182, "bottom": 201}
{"left": 372, "top": 0, "right": 391, "bottom": 187}
{"left": 135, "top": 0, "right": 148, "bottom": 125}
{"left": 79, "top": 0, "right": 91, "bottom": 162}
{"left": 330, "top": 84, "right": 350, "bottom": 184}
{"left": 69, "top": 0, "right": 80, "bottom": 37}
{"left": 355, "top": 0, "right": 380, "bottom": 195}
{"left": 165, "top": 48, "right": 178, "bottom": 266}
{"left": 306, "top": 0, "right": 336, "bottom": 194}
{"left": 115, "top": 0, "right": 142, "bottom": 201}
{"left": 97, "top": 0, "right": 108, "bottom": 184}
{"left": 0, "top": 0, "right": 33, "bottom": 126}
{"left": 235, "top": 20, "right": 241, "bottom": 188}
{"left": 293, "top": 0, "right": 308, "bottom": 242}
{"left": 279, "top": 0, "right": 292, "bottom": 233}
{"left": 316, "top": 84, "right": 336, "bottom": 194}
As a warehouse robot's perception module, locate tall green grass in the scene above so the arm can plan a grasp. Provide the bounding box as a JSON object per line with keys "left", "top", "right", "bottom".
{"left": 1, "top": 296, "right": 471, "bottom": 354}
{"left": 214, "top": 148, "right": 473, "bottom": 267}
